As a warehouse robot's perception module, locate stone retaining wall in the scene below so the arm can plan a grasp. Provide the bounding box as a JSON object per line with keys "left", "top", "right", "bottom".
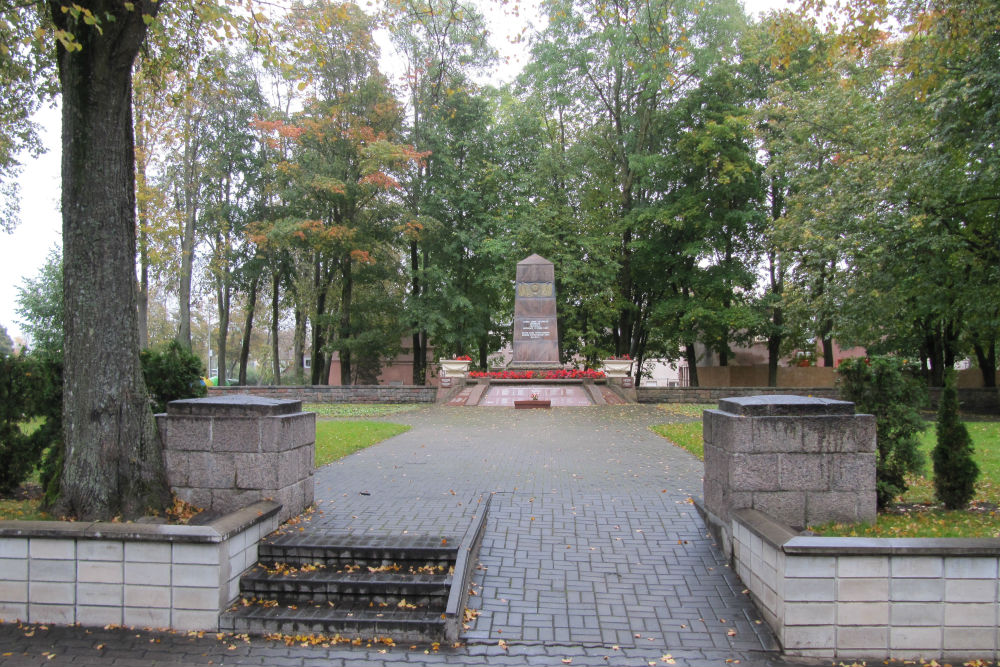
{"left": 207, "top": 385, "right": 439, "bottom": 404}
{"left": 637, "top": 386, "right": 840, "bottom": 404}
{"left": 0, "top": 502, "right": 279, "bottom": 631}
{"left": 732, "top": 508, "right": 1000, "bottom": 661}
{"left": 638, "top": 385, "right": 999, "bottom": 413}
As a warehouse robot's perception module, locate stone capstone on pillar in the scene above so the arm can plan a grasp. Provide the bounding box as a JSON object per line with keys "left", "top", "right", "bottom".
{"left": 159, "top": 395, "right": 316, "bottom": 524}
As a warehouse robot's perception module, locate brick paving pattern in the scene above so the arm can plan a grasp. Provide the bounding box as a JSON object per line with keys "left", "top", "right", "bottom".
{"left": 0, "top": 405, "right": 813, "bottom": 667}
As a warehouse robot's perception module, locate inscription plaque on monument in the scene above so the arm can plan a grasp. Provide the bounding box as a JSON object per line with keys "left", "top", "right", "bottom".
{"left": 511, "top": 254, "right": 561, "bottom": 368}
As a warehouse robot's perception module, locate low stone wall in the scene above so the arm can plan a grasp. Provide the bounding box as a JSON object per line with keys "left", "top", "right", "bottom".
{"left": 696, "top": 366, "right": 837, "bottom": 388}
{"left": 637, "top": 386, "right": 840, "bottom": 404}
{"left": 928, "top": 387, "right": 999, "bottom": 414}
{"left": 0, "top": 502, "right": 279, "bottom": 631}
{"left": 639, "top": 385, "right": 999, "bottom": 413}
{"left": 732, "top": 508, "right": 1000, "bottom": 661}
{"left": 207, "top": 385, "right": 439, "bottom": 404}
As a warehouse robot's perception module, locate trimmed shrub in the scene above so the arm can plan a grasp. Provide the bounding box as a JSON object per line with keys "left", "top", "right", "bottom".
{"left": 932, "top": 372, "right": 979, "bottom": 509}
{"left": 140, "top": 341, "right": 207, "bottom": 413}
{"left": 0, "top": 352, "right": 62, "bottom": 495}
{"left": 837, "top": 356, "right": 927, "bottom": 508}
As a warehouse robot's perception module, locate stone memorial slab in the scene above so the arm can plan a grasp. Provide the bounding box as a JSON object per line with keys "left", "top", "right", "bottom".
{"left": 511, "top": 254, "right": 560, "bottom": 368}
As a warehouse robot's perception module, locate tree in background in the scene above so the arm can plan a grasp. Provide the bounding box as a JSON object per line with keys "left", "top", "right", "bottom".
{"left": 0, "top": 325, "right": 14, "bottom": 356}
{"left": 197, "top": 48, "right": 268, "bottom": 387}
{"left": 0, "top": 5, "right": 55, "bottom": 233}
{"left": 933, "top": 372, "right": 979, "bottom": 509}
{"left": 387, "top": 0, "right": 496, "bottom": 382}
{"left": 15, "top": 247, "right": 63, "bottom": 356}
{"left": 838, "top": 356, "right": 927, "bottom": 508}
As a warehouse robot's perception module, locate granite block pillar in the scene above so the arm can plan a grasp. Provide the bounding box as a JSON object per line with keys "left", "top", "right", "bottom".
{"left": 159, "top": 395, "right": 315, "bottom": 523}
{"left": 702, "top": 395, "right": 876, "bottom": 552}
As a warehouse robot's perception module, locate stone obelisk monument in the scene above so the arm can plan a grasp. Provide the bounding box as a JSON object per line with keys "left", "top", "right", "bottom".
{"left": 510, "top": 254, "right": 561, "bottom": 369}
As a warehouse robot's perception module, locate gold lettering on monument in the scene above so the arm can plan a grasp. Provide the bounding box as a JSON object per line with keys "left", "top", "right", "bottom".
{"left": 516, "top": 282, "right": 554, "bottom": 298}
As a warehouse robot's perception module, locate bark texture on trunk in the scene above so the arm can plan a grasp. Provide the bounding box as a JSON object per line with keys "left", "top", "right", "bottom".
{"left": 684, "top": 343, "right": 699, "bottom": 387}
{"left": 52, "top": 0, "right": 169, "bottom": 520}
{"left": 974, "top": 341, "right": 997, "bottom": 388}
{"left": 216, "top": 282, "right": 230, "bottom": 387}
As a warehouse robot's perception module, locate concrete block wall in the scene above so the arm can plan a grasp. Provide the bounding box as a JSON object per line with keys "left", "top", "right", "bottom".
{"left": 703, "top": 395, "right": 876, "bottom": 531}
{"left": 732, "top": 508, "right": 1000, "bottom": 661}
{"left": 161, "top": 396, "right": 315, "bottom": 523}
{"left": 207, "top": 385, "right": 439, "bottom": 404}
{"left": 0, "top": 502, "right": 279, "bottom": 631}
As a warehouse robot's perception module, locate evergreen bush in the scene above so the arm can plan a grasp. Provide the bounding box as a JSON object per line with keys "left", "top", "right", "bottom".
{"left": 140, "top": 341, "right": 207, "bottom": 413}
{"left": 932, "top": 372, "right": 979, "bottom": 509}
{"left": 0, "top": 352, "right": 62, "bottom": 495}
{"left": 837, "top": 356, "right": 927, "bottom": 508}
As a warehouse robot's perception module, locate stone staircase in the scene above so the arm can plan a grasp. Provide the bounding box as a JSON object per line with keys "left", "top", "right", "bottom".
{"left": 220, "top": 497, "right": 491, "bottom": 644}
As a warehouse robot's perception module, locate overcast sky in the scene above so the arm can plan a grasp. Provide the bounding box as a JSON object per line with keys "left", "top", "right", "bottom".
{"left": 1, "top": 0, "right": 791, "bottom": 343}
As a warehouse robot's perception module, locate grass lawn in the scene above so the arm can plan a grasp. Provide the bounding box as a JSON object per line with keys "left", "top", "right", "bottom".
{"left": 314, "top": 420, "right": 410, "bottom": 467}
{"left": 650, "top": 403, "right": 713, "bottom": 460}
{"left": 0, "top": 415, "right": 411, "bottom": 520}
{"left": 656, "top": 403, "right": 715, "bottom": 419}
{"left": 650, "top": 422, "right": 704, "bottom": 460}
{"left": 0, "top": 496, "right": 49, "bottom": 521}
{"left": 816, "top": 421, "right": 1000, "bottom": 538}
{"left": 305, "top": 403, "right": 421, "bottom": 419}
{"left": 651, "top": 409, "right": 1000, "bottom": 538}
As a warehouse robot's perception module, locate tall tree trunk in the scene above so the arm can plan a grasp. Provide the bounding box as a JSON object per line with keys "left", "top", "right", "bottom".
{"left": 271, "top": 271, "right": 281, "bottom": 385}
{"left": 294, "top": 303, "right": 305, "bottom": 384}
{"left": 410, "top": 240, "right": 421, "bottom": 385}
{"left": 52, "top": 0, "right": 169, "bottom": 519}
{"left": 927, "top": 327, "right": 945, "bottom": 387}
{"left": 617, "top": 228, "right": 634, "bottom": 356}
{"left": 339, "top": 258, "right": 353, "bottom": 385}
{"left": 310, "top": 301, "right": 326, "bottom": 385}
{"left": 238, "top": 271, "right": 259, "bottom": 385}
{"left": 684, "top": 343, "right": 699, "bottom": 387}
{"left": 216, "top": 280, "right": 230, "bottom": 387}
{"left": 822, "top": 335, "right": 835, "bottom": 367}
{"left": 176, "top": 109, "right": 200, "bottom": 350}
{"left": 417, "top": 245, "right": 429, "bottom": 384}
{"left": 973, "top": 340, "right": 997, "bottom": 388}
{"left": 310, "top": 253, "right": 326, "bottom": 385}
{"left": 767, "top": 326, "right": 782, "bottom": 387}
{"left": 478, "top": 334, "right": 488, "bottom": 371}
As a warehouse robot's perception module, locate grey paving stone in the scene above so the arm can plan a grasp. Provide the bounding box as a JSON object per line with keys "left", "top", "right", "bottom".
{"left": 0, "top": 406, "right": 815, "bottom": 667}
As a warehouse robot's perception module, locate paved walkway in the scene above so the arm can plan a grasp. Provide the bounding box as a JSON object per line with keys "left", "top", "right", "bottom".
{"left": 0, "top": 405, "right": 810, "bottom": 667}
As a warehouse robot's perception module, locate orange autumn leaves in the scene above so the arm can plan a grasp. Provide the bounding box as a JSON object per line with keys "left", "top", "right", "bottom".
{"left": 247, "top": 116, "right": 429, "bottom": 260}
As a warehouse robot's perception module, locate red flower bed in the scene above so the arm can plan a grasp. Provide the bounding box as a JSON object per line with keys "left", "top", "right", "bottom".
{"left": 469, "top": 369, "right": 606, "bottom": 380}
